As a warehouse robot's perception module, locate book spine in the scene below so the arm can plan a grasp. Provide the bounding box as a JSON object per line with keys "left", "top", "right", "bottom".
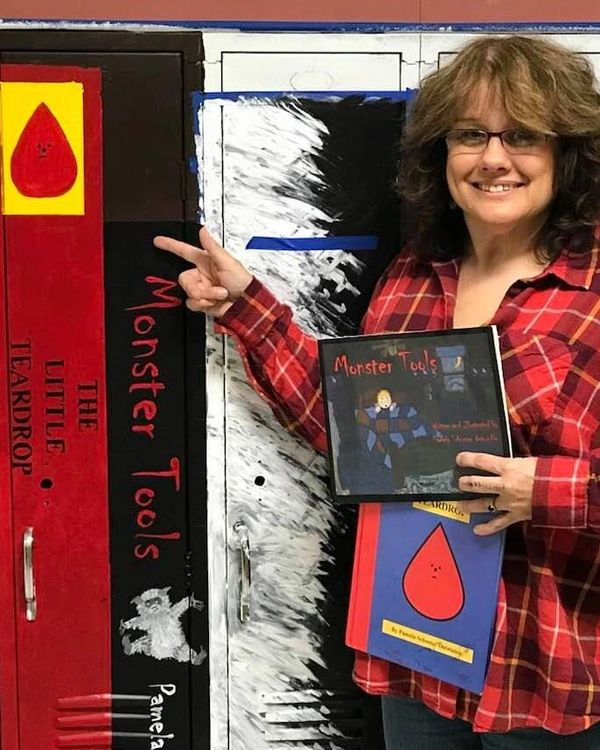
{"left": 345, "top": 502, "right": 382, "bottom": 652}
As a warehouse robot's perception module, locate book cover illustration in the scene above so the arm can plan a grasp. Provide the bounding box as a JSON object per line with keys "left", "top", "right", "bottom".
{"left": 319, "top": 328, "right": 511, "bottom": 503}
{"left": 346, "top": 500, "right": 504, "bottom": 693}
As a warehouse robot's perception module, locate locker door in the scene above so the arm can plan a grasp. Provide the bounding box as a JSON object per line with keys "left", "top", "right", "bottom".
{"left": 0, "top": 62, "right": 110, "bottom": 750}
{"left": 1, "top": 33, "right": 208, "bottom": 750}
{"left": 201, "top": 30, "right": 419, "bottom": 750}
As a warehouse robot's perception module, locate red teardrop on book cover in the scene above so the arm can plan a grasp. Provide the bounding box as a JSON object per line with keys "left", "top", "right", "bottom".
{"left": 402, "top": 523, "right": 465, "bottom": 620}
{"left": 11, "top": 102, "right": 78, "bottom": 198}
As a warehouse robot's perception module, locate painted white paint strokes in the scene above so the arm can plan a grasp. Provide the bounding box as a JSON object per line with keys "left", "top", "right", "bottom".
{"left": 196, "top": 104, "right": 222, "bottom": 233}
{"left": 224, "top": 365, "right": 350, "bottom": 750}
{"left": 204, "top": 336, "right": 229, "bottom": 750}
{"left": 218, "top": 96, "right": 365, "bottom": 336}
{"left": 202, "top": 92, "right": 358, "bottom": 750}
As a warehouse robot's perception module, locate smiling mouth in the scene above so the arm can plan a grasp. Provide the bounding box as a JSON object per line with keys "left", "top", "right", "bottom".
{"left": 472, "top": 183, "right": 525, "bottom": 193}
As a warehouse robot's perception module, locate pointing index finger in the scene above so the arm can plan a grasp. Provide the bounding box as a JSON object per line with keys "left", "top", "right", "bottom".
{"left": 153, "top": 235, "right": 205, "bottom": 267}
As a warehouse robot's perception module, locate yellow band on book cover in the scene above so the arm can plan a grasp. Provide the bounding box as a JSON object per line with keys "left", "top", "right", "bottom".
{"left": 382, "top": 619, "right": 474, "bottom": 664}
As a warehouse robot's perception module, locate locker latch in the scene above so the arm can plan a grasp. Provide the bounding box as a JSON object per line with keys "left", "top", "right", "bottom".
{"left": 23, "top": 527, "right": 37, "bottom": 621}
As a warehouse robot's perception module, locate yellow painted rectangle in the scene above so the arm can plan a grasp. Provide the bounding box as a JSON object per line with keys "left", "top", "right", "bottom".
{"left": 382, "top": 618, "right": 474, "bottom": 663}
{"left": 412, "top": 500, "right": 470, "bottom": 523}
{"left": 1, "top": 81, "right": 84, "bottom": 215}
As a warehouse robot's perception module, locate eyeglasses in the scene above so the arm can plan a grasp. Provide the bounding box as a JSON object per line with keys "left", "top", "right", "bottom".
{"left": 445, "top": 128, "right": 554, "bottom": 155}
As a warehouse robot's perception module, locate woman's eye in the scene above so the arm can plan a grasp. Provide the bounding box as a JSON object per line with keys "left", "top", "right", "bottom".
{"left": 504, "top": 129, "right": 537, "bottom": 146}
{"left": 458, "top": 130, "right": 487, "bottom": 144}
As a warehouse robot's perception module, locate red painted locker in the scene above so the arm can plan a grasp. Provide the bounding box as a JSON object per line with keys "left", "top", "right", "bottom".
{"left": 0, "top": 37, "right": 209, "bottom": 746}
{"left": 1, "top": 63, "right": 111, "bottom": 749}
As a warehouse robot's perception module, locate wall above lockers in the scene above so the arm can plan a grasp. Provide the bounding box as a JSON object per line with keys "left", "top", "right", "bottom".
{"left": 2, "top": 0, "right": 600, "bottom": 24}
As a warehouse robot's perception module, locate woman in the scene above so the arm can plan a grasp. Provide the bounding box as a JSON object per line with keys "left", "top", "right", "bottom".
{"left": 155, "top": 35, "right": 600, "bottom": 749}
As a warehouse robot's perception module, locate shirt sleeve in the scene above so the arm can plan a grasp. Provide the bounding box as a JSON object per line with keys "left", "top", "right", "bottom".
{"left": 216, "top": 277, "right": 328, "bottom": 454}
{"left": 531, "top": 451, "right": 600, "bottom": 532}
{"left": 215, "top": 250, "right": 408, "bottom": 457}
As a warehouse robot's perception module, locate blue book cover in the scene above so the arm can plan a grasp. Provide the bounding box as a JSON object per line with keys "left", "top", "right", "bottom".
{"left": 345, "top": 500, "right": 504, "bottom": 693}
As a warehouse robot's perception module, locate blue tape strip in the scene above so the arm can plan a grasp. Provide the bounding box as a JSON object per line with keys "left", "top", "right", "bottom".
{"left": 246, "top": 236, "right": 378, "bottom": 251}
{"left": 191, "top": 90, "right": 203, "bottom": 136}
{"left": 8, "top": 20, "right": 600, "bottom": 32}
{"left": 198, "top": 89, "right": 417, "bottom": 102}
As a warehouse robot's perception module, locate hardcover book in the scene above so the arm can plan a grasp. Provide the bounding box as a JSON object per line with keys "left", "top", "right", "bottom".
{"left": 319, "top": 327, "right": 511, "bottom": 503}
{"left": 346, "top": 499, "right": 505, "bottom": 693}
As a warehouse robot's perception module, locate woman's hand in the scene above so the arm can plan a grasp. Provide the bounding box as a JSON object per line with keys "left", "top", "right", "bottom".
{"left": 454, "top": 452, "right": 538, "bottom": 535}
{"left": 153, "top": 227, "right": 253, "bottom": 318}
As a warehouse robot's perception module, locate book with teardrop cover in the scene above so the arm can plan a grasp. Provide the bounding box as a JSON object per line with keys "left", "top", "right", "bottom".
{"left": 318, "top": 327, "right": 511, "bottom": 503}
{"left": 346, "top": 500, "right": 505, "bottom": 693}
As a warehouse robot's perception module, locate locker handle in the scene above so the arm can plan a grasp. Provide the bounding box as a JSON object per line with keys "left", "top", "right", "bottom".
{"left": 23, "top": 527, "right": 37, "bottom": 621}
{"left": 233, "top": 520, "right": 251, "bottom": 623}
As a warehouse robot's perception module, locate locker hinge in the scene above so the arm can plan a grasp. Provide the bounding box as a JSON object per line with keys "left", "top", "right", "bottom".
{"left": 180, "top": 160, "right": 188, "bottom": 202}
{"left": 184, "top": 549, "right": 193, "bottom": 589}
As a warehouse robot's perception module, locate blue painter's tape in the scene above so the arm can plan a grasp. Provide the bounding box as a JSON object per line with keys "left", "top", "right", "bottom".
{"left": 13, "top": 20, "right": 600, "bottom": 33}
{"left": 198, "top": 89, "right": 417, "bottom": 103}
{"left": 246, "top": 236, "right": 378, "bottom": 251}
{"left": 190, "top": 90, "right": 203, "bottom": 136}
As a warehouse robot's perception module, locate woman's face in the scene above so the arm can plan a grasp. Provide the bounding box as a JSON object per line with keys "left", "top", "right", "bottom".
{"left": 445, "top": 85, "right": 555, "bottom": 239}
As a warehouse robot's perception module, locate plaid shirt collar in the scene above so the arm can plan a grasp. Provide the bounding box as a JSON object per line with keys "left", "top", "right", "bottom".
{"left": 422, "top": 243, "right": 600, "bottom": 291}
{"left": 542, "top": 245, "right": 600, "bottom": 290}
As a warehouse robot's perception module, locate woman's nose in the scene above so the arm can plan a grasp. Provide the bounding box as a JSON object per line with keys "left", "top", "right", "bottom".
{"left": 478, "top": 135, "right": 511, "bottom": 170}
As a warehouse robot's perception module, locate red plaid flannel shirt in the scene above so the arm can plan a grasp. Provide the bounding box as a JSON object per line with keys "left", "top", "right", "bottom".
{"left": 219, "top": 241, "right": 600, "bottom": 735}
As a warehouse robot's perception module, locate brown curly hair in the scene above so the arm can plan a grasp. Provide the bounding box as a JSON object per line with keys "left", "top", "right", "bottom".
{"left": 397, "top": 35, "right": 600, "bottom": 261}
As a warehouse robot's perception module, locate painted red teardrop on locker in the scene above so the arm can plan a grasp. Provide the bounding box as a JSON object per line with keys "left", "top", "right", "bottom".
{"left": 11, "top": 102, "right": 77, "bottom": 197}
{"left": 402, "top": 523, "right": 465, "bottom": 620}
